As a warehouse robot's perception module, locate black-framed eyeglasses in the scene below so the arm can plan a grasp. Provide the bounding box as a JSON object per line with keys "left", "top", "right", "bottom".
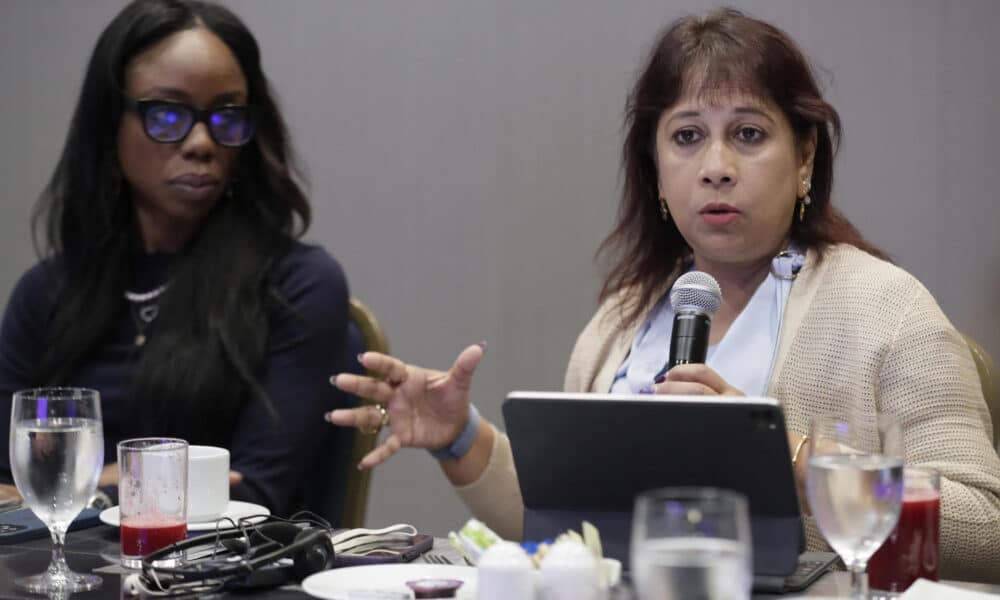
{"left": 124, "top": 97, "right": 256, "bottom": 147}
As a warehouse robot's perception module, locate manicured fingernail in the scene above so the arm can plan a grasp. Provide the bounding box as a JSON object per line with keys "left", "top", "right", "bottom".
{"left": 638, "top": 386, "right": 654, "bottom": 394}
{"left": 477, "top": 341, "right": 488, "bottom": 350}
{"left": 654, "top": 374, "right": 666, "bottom": 384}
{"left": 357, "top": 353, "right": 365, "bottom": 363}
{"left": 356, "top": 463, "right": 364, "bottom": 470}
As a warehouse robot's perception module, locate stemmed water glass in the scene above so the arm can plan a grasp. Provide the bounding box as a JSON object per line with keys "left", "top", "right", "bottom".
{"left": 9, "top": 387, "right": 105, "bottom": 593}
{"left": 806, "top": 414, "right": 903, "bottom": 599}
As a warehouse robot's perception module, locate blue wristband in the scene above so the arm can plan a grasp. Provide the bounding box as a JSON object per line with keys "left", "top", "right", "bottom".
{"left": 429, "top": 405, "right": 481, "bottom": 461}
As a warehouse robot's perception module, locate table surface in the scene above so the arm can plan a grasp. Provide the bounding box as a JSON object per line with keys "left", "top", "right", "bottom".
{"left": 2, "top": 523, "right": 999, "bottom": 599}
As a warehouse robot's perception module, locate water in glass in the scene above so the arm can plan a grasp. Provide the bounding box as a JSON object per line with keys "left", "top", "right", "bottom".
{"left": 808, "top": 453, "right": 903, "bottom": 564}
{"left": 8, "top": 388, "right": 105, "bottom": 593}
{"left": 633, "top": 537, "right": 750, "bottom": 600}
{"left": 806, "top": 414, "right": 903, "bottom": 600}
{"left": 631, "top": 487, "right": 752, "bottom": 600}
{"left": 11, "top": 417, "right": 103, "bottom": 528}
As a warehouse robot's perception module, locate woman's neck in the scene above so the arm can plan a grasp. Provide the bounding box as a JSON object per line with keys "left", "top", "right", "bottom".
{"left": 135, "top": 209, "right": 197, "bottom": 253}
{"left": 693, "top": 254, "right": 774, "bottom": 345}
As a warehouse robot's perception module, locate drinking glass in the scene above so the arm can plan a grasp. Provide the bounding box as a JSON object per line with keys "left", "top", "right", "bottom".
{"left": 806, "top": 414, "right": 904, "bottom": 599}
{"left": 631, "top": 487, "right": 752, "bottom": 600}
{"left": 868, "top": 467, "right": 940, "bottom": 597}
{"left": 9, "top": 387, "right": 104, "bottom": 593}
{"left": 118, "top": 437, "right": 188, "bottom": 568}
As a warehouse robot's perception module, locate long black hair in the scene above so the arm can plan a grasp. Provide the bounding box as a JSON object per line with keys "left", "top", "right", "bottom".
{"left": 32, "top": 0, "right": 309, "bottom": 443}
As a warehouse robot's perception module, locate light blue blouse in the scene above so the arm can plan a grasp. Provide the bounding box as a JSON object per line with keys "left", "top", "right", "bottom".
{"left": 610, "top": 250, "right": 805, "bottom": 396}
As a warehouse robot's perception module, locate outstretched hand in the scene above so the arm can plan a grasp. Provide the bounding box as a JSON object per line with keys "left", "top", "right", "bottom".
{"left": 327, "top": 343, "right": 486, "bottom": 469}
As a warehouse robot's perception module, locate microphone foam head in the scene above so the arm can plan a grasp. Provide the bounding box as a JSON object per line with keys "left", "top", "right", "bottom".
{"left": 669, "top": 271, "right": 722, "bottom": 315}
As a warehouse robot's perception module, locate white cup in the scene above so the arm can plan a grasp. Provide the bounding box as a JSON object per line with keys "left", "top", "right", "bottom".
{"left": 186, "top": 445, "right": 230, "bottom": 522}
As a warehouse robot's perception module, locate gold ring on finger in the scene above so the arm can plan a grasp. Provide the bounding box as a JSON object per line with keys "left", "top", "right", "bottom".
{"left": 360, "top": 404, "right": 388, "bottom": 435}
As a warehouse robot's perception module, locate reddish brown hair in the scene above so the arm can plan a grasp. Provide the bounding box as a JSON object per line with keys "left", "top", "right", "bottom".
{"left": 598, "top": 8, "right": 886, "bottom": 327}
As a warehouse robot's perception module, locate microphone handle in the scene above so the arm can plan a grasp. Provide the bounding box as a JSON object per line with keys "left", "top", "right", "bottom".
{"left": 667, "top": 311, "right": 711, "bottom": 369}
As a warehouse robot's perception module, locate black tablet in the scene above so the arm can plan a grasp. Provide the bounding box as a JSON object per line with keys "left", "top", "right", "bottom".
{"left": 502, "top": 391, "right": 803, "bottom": 577}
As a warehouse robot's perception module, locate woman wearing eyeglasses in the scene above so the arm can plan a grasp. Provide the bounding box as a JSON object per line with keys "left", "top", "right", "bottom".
{"left": 0, "top": 0, "right": 351, "bottom": 519}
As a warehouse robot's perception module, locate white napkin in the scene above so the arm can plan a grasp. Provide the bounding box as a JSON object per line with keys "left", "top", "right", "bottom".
{"left": 900, "top": 579, "right": 1000, "bottom": 599}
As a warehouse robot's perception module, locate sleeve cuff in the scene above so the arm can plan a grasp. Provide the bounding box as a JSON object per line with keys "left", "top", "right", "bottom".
{"left": 453, "top": 428, "right": 524, "bottom": 541}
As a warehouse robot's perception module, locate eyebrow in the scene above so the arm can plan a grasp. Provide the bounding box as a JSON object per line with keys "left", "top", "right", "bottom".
{"left": 733, "top": 106, "right": 774, "bottom": 122}
{"left": 666, "top": 106, "right": 775, "bottom": 125}
{"left": 136, "top": 86, "right": 247, "bottom": 105}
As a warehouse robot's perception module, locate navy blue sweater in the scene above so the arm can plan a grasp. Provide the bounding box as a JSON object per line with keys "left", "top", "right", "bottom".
{"left": 0, "top": 241, "right": 351, "bottom": 517}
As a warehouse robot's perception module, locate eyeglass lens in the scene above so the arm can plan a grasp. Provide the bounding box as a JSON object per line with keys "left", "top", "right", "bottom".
{"left": 142, "top": 102, "right": 253, "bottom": 147}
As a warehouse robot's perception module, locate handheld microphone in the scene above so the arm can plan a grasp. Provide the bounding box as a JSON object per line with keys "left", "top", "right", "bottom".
{"left": 665, "top": 271, "right": 722, "bottom": 371}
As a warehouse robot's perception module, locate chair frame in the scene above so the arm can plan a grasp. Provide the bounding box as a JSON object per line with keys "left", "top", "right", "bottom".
{"left": 339, "top": 297, "right": 390, "bottom": 528}
{"left": 963, "top": 334, "right": 999, "bottom": 447}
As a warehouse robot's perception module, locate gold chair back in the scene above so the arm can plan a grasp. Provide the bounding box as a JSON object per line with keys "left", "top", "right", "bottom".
{"left": 964, "top": 334, "right": 999, "bottom": 447}
{"left": 339, "top": 297, "right": 390, "bottom": 528}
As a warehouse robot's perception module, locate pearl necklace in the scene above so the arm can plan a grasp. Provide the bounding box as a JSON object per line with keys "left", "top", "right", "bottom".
{"left": 123, "top": 283, "right": 169, "bottom": 304}
{"left": 124, "top": 283, "right": 169, "bottom": 346}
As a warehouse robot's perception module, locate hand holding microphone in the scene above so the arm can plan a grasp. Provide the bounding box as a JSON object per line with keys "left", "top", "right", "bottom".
{"left": 652, "top": 271, "right": 742, "bottom": 396}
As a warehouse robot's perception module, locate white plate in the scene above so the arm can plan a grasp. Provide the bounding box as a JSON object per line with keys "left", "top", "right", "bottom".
{"left": 302, "top": 564, "right": 477, "bottom": 600}
{"left": 99, "top": 500, "right": 270, "bottom": 531}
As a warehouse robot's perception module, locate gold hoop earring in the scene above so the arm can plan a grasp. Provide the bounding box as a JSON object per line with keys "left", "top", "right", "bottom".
{"left": 658, "top": 197, "right": 670, "bottom": 222}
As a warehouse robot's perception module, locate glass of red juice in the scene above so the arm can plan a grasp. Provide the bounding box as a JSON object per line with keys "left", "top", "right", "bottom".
{"left": 868, "top": 467, "right": 940, "bottom": 597}
{"left": 117, "top": 438, "right": 189, "bottom": 568}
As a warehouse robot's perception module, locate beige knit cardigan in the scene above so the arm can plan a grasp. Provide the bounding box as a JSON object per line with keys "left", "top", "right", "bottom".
{"left": 455, "top": 244, "right": 1000, "bottom": 582}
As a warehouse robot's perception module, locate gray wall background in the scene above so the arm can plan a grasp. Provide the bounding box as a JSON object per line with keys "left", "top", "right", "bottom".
{"left": 1, "top": 0, "right": 998, "bottom": 535}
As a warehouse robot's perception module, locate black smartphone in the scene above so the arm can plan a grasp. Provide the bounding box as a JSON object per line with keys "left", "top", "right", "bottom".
{"left": 0, "top": 506, "right": 104, "bottom": 544}
{"left": 333, "top": 534, "right": 434, "bottom": 567}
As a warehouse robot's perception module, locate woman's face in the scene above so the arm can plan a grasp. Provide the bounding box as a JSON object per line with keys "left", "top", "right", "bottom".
{"left": 656, "top": 91, "right": 814, "bottom": 271}
{"left": 117, "top": 28, "right": 247, "bottom": 252}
